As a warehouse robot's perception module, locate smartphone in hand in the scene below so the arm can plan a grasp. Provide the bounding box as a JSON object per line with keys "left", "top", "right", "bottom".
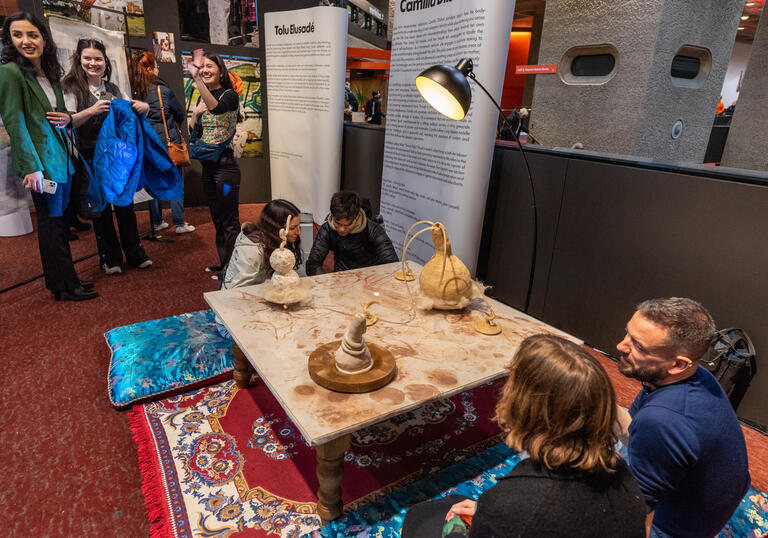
{"left": 42, "top": 179, "right": 57, "bottom": 194}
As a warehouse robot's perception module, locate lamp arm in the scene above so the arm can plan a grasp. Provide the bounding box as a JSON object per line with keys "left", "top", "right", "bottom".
{"left": 468, "top": 72, "right": 539, "bottom": 313}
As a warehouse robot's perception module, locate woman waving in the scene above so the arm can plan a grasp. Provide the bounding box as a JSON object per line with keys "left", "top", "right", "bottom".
{"left": 187, "top": 49, "right": 241, "bottom": 278}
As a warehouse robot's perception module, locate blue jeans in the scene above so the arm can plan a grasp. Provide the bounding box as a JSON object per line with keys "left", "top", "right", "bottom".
{"left": 150, "top": 197, "right": 185, "bottom": 228}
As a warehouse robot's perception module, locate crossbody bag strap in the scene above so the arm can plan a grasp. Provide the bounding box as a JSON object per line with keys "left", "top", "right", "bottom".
{"left": 156, "top": 85, "right": 171, "bottom": 144}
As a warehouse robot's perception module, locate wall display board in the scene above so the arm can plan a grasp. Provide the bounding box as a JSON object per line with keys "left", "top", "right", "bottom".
{"left": 379, "top": 1, "right": 515, "bottom": 273}
{"left": 49, "top": 15, "right": 132, "bottom": 95}
{"left": 182, "top": 52, "right": 263, "bottom": 158}
{"left": 42, "top": 0, "right": 146, "bottom": 36}
{"left": 264, "top": 6, "right": 348, "bottom": 219}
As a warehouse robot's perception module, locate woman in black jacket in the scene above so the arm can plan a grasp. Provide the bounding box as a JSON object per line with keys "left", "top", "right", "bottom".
{"left": 401, "top": 334, "right": 647, "bottom": 538}
{"left": 62, "top": 38, "right": 151, "bottom": 275}
{"left": 131, "top": 51, "right": 194, "bottom": 235}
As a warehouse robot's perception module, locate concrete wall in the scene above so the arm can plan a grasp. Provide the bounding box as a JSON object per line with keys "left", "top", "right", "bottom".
{"left": 721, "top": 12, "right": 768, "bottom": 172}
{"left": 530, "top": 0, "right": 742, "bottom": 163}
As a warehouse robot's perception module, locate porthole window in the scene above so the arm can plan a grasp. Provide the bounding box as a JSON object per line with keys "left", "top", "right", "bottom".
{"left": 571, "top": 54, "right": 616, "bottom": 77}
{"left": 559, "top": 44, "right": 619, "bottom": 85}
{"left": 670, "top": 45, "right": 711, "bottom": 89}
{"left": 671, "top": 56, "right": 700, "bottom": 79}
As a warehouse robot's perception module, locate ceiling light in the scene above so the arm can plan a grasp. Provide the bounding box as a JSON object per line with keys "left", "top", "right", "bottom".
{"left": 738, "top": 26, "right": 745, "bottom": 30}
{"left": 741, "top": 15, "right": 749, "bottom": 19}
{"left": 745, "top": 2, "right": 756, "bottom": 6}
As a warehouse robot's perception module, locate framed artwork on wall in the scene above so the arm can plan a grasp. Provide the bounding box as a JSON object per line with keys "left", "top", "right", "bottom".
{"left": 41, "top": 0, "right": 146, "bottom": 37}
{"left": 178, "top": 0, "right": 258, "bottom": 46}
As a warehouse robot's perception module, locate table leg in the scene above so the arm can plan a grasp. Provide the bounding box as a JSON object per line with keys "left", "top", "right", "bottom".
{"left": 232, "top": 342, "right": 254, "bottom": 388}
{"left": 315, "top": 434, "right": 351, "bottom": 523}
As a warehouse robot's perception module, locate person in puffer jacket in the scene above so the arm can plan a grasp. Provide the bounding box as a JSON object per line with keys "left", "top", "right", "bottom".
{"left": 216, "top": 199, "right": 303, "bottom": 338}
{"left": 306, "top": 190, "right": 398, "bottom": 276}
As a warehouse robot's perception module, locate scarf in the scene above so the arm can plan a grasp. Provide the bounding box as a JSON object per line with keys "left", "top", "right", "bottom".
{"left": 328, "top": 208, "right": 367, "bottom": 234}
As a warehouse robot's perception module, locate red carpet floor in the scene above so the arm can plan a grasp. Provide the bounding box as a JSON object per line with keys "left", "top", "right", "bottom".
{"left": 1, "top": 203, "right": 766, "bottom": 536}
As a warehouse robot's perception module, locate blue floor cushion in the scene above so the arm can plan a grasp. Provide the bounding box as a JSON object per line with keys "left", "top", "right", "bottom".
{"left": 106, "top": 310, "right": 233, "bottom": 408}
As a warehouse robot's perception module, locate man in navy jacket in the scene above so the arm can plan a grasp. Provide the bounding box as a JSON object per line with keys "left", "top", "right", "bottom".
{"left": 615, "top": 297, "right": 749, "bottom": 538}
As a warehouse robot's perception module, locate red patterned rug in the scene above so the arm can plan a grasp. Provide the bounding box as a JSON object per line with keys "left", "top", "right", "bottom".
{"left": 130, "top": 376, "right": 504, "bottom": 537}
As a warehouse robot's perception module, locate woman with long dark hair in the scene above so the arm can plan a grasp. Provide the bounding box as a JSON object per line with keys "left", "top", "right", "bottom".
{"left": 401, "top": 334, "right": 647, "bottom": 537}
{"left": 130, "top": 51, "right": 194, "bottom": 235}
{"left": 187, "top": 49, "right": 242, "bottom": 279}
{"left": 62, "top": 38, "right": 152, "bottom": 275}
{"left": 216, "top": 199, "right": 302, "bottom": 337}
{"left": 0, "top": 12, "right": 97, "bottom": 300}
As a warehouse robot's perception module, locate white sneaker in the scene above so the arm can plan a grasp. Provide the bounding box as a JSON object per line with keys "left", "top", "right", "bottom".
{"left": 137, "top": 259, "right": 153, "bottom": 269}
{"left": 153, "top": 221, "right": 169, "bottom": 232}
{"left": 175, "top": 223, "right": 196, "bottom": 234}
{"left": 102, "top": 263, "right": 122, "bottom": 275}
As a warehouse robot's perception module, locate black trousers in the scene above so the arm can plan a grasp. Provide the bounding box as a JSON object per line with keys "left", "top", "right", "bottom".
{"left": 202, "top": 152, "right": 241, "bottom": 267}
{"left": 31, "top": 190, "right": 79, "bottom": 293}
{"left": 93, "top": 202, "right": 148, "bottom": 267}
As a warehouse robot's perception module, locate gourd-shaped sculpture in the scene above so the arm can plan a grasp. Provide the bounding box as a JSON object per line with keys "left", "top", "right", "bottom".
{"left": 419, "top": 222, "right": 473, "bottom": 306}
{"left": 261, "top": 216, "right": 311, "bottom": 306}
{"left": 334, "top": 313, "right": 373, "bottom": 374}
{"left": 269, "top": 231, "right": 300, "bottom": 291}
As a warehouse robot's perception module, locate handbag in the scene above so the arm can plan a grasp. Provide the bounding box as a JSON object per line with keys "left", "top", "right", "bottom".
{"left": 157, "top": 85, "right": 191, "bottom": 167}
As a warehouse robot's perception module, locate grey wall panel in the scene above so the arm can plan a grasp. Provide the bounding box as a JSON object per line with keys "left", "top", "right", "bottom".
{"left": 479, "top": 145, "right": 568, "bottom": 319}
{"left": 341, "top": 124, "right": 386, "bottom": 214}
{"left": 542, "top": 158, "right": 768, "bottom": 424}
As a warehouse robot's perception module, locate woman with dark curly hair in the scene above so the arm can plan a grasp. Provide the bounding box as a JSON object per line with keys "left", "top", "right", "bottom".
{"left": 401, "top": 334, "right": 647, "bottom": 538}
{"left": 0, "top": 11, "right": 97, "bottom": 300}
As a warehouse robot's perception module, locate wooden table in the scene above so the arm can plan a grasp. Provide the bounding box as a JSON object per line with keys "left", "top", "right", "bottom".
{"left": 204, "top": 262, "right": 578, "bottom": 522}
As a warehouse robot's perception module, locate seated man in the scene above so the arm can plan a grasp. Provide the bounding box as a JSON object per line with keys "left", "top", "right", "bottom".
{"left": 306, "top": 190, "right": 398, "bottom": 275}
{"left": 615, "top": 297, "right": 750, "bottom": 538}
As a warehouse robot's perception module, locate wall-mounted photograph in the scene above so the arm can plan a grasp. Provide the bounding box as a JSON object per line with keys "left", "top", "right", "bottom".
{"left": 153, "top": 31, "right": 176, "bottom": 63}
{"left": 42, "top": 0, "right": 146, "bottom": 37}
{"left": 177, "top": 0, "right": 258, "bottom": 46}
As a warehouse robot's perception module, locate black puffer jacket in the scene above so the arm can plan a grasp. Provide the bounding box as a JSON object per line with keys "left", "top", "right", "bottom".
{"left": 141, "top": 81, "right": 185, "bottom": 144}
{"left": 306, "top": 219, "right": 398, "bottom": 275}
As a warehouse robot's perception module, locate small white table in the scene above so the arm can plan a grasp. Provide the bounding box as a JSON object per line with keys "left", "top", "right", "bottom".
{"left": 204, "top": 262, "right": 578, "bottom": 521}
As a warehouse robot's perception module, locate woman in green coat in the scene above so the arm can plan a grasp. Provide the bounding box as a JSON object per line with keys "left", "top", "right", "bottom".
{"left": 0, "top": 11, "right": 98, "bottom": 301}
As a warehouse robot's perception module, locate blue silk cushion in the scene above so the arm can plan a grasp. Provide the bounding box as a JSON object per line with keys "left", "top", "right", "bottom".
{"left": 106, "top": 310, "right": 233, "bottom": 408}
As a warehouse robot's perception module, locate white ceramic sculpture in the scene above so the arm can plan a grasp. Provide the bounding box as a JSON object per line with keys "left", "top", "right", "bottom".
{"left": 334, "top": 313, "right": 373, "bottom": 375}
{"left": 260, "top": 216, "right": 311, "bottom": 306}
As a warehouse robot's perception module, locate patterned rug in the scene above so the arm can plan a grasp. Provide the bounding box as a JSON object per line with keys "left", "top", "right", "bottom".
{"left": 130, "top": 376, "right": 504, "bottom": 537}
{"left": 310, "top": 442, "right": 768, "bottom": 538}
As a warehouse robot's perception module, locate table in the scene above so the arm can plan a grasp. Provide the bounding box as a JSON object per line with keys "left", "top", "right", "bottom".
{"left": 204, "top": 262, "right": 579, "bottom": 522}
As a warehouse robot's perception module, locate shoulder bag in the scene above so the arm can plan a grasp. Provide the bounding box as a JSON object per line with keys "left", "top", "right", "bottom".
{"left": 157, "top": 85, "right": 191, "bottom": 167}
{"left": 188, "top": 90, "right": 237, "bottom": 162}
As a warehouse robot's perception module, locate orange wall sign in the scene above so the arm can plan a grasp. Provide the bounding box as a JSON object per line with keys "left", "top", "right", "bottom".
{"left": 515, "top": 64, "right": 557, "bottom": 75}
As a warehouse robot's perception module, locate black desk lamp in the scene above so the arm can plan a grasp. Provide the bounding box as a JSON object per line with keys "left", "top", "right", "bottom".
{"left": 415, "top": 58, "right": 538, "bottom": 312}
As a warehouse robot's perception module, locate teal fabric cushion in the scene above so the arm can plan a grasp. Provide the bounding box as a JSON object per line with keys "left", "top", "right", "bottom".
{"left": 106, "top": 310, "right": 233, "bottom": 408}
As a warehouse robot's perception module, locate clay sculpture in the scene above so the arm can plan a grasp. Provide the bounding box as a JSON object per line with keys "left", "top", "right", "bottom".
{"left": 334, "top": 313, "right": 373, "bottom": 374}
{"left": 260, "top": 216, "right": 311, "bottom": 306}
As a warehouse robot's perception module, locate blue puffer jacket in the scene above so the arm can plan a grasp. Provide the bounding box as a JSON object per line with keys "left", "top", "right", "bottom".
{"left": 94, "top": 99, "right": 182, "bottom": 206}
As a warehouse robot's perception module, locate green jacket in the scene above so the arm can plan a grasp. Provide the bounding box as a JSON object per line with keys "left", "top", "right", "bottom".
{"left": 0, "top": 61, "right": 72, "bottom": 183}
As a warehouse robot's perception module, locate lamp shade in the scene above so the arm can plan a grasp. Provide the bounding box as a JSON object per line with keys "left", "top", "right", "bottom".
{"left": 415, "top": 64, "right": 472, "bottom": 120}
